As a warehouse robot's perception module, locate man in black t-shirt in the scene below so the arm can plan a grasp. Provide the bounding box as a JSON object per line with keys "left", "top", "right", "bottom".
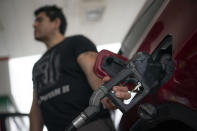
{"left": 30, "top": 5, "right": 131, "bottom": 131}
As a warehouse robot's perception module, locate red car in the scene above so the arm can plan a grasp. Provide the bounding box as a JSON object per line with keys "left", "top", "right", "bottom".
{"left": 118, "top": 0, "right": 197, "bottom": 130}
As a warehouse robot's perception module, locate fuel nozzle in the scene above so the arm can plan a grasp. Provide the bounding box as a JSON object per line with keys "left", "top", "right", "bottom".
{"left": 66, "top": 51, "right": 164, "bottom": 130}
{"left": 66, "top": 113, "right": 87, "bottom": 131}
{"left": 66, "top": 86, "right": 108, "bottom": 131}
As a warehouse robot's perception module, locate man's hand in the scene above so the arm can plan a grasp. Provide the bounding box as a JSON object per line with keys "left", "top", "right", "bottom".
{"left": 101, "top": 76, "right": 131, "bottom": 110}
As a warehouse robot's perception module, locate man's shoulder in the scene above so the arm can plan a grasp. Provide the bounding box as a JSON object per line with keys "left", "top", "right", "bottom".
{"left": 65, "top": 34, "right": 95, "bottom": 47}
{"left": 67, "top": 34, "right": 89, "bottom": 41}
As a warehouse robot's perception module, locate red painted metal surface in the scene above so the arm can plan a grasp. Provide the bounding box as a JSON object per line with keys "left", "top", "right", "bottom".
{"left": 0, "top": 57, "right": 8, "bottom": 61}
{"left": 120, "top": 0, "right": 197, "bottom": 130}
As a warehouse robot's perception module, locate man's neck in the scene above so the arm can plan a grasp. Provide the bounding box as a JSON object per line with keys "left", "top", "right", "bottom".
{"left": 45, "top": 33, "right": 65, "bottom": 49}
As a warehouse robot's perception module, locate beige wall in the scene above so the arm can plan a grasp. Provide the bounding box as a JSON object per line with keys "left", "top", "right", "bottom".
{"left": 0, "top": 58, "right": 11, "bottom": 96}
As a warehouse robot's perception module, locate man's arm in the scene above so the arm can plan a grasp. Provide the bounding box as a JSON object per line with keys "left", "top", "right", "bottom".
{"left": 29, "top": 91, "right": 44, "bottom": 131}
{"left": 77, "top": 51, "right": 130, "bottom": 109}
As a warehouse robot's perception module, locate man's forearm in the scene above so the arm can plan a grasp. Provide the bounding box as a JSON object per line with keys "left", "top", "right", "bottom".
{"left": 29, "top": 112, "right": 44, "bottom": 131}
{"left": 30, "top": 92, "right": 44, "bottom": 131}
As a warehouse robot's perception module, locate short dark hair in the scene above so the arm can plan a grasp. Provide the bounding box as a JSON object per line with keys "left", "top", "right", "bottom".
{"left": 34, "top": 5, "right": 67, "bottom": 35}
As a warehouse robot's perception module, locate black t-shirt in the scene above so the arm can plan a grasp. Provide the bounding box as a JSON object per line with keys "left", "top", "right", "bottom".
{"left": 32, "top": 35, "right": 109, "bottom": 131}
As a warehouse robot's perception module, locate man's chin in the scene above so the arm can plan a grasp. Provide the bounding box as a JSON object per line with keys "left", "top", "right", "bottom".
{"left": 35, "top": 36, "right": 43, "bottom": 41}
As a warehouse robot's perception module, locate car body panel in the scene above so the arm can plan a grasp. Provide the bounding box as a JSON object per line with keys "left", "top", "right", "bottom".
{"left": 120, "top": 0, "right": 197, "bottom": 130}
